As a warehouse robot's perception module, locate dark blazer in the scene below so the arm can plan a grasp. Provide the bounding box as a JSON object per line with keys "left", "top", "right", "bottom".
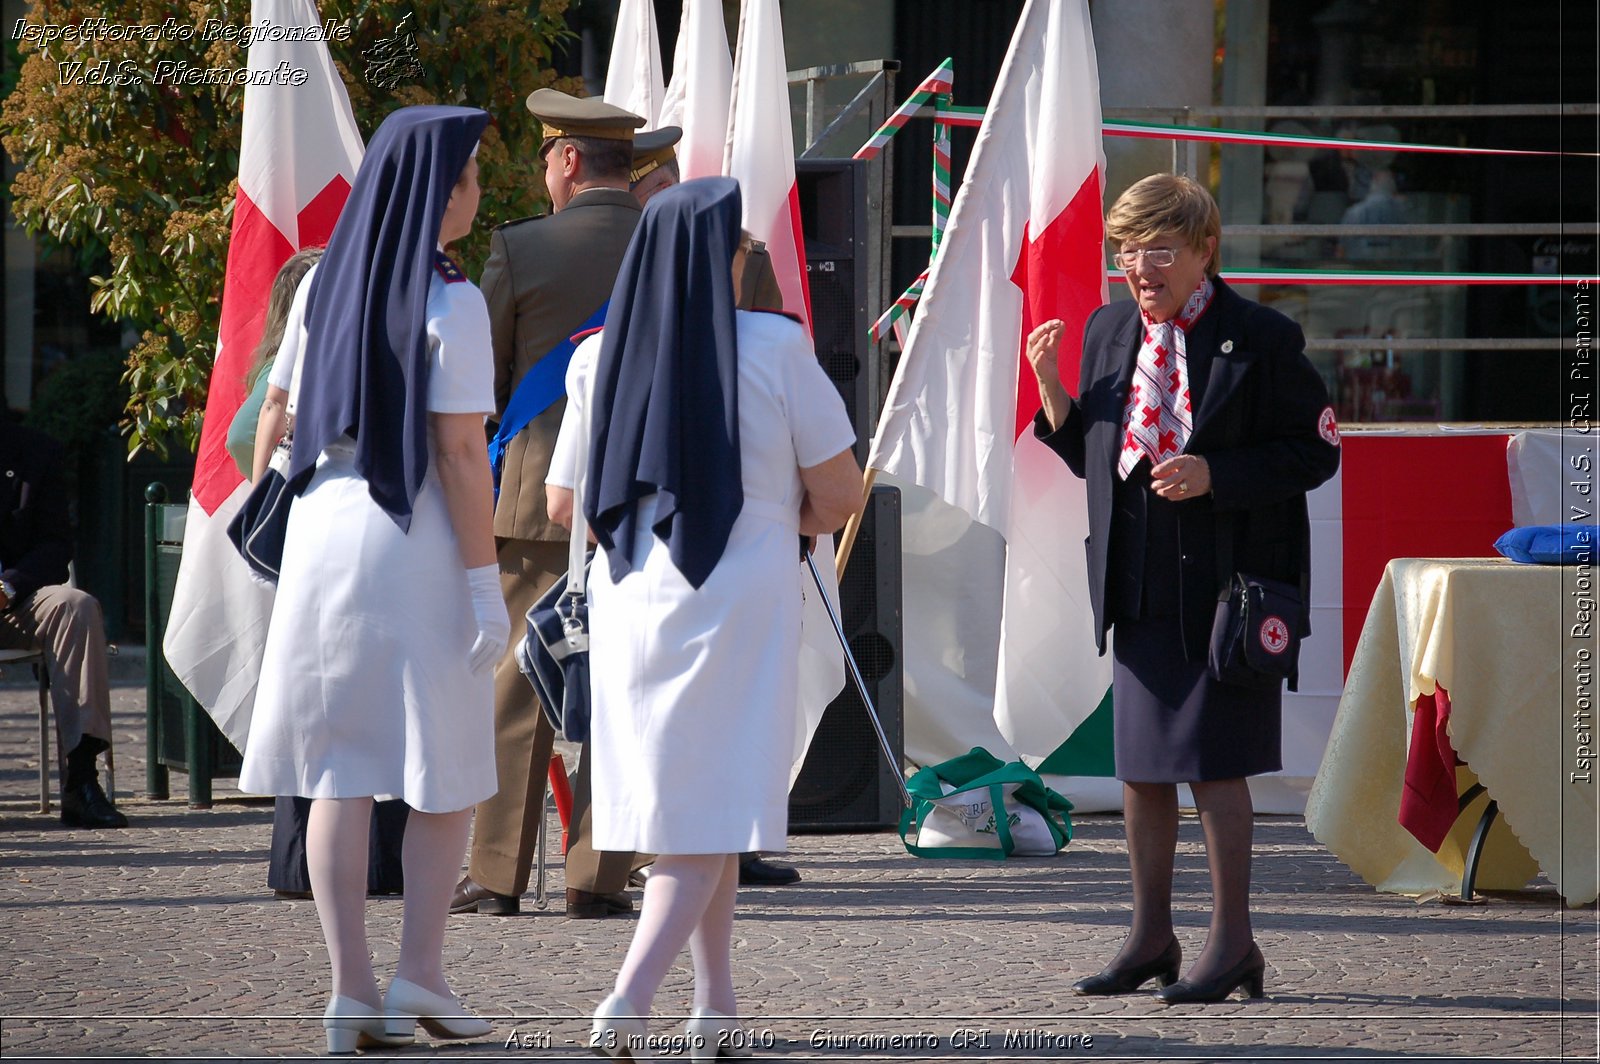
{"left": 481, "top": 187, "right": 642, "bottom": 543}
{"left": 1037, "top": 278, "right": 1341, "bottom": 666}
{"left": 0, "top": 418, "right": 73, "bottom": 608}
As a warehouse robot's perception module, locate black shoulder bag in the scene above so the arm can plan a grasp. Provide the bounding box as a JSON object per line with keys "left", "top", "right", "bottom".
{"left": 1205, "top": 362, "right": 1310, "bottom": 691}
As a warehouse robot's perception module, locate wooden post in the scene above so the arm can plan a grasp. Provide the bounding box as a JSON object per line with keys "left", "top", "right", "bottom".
{"left": 833, "top": 467, "right": 879, "bottom": 579}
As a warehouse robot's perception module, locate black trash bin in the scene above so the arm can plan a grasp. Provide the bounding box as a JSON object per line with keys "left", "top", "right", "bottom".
{"left": 143, "top": 483, "right": 244, "bottom": 807}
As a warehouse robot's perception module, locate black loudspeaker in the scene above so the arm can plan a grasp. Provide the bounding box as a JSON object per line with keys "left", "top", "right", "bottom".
{"left": 788, "top": 485, "right": 904, "bottom": 833}
{"left": 796, "top": 158, "right": 870, "bottom": 463}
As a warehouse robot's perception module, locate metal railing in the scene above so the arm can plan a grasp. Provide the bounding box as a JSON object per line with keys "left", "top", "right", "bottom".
{"left": 1103, "top": 103, "right": 1592, "bottom": 421}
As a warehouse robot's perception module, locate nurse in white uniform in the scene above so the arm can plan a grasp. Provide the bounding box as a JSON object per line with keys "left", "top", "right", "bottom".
{"left": 546, "top": 178, "right": 861, "bottom": 1059}
{"left": 238, "top": 106, "right": 505, "bottom": 1054}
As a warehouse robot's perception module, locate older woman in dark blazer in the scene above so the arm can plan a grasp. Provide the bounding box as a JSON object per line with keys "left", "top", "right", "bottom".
{"left": 1026, "top": 174, "right": 1340, "bottom": 1003}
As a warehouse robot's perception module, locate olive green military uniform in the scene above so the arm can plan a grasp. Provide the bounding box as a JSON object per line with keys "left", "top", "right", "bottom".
{"left": 469, "top": 93, "right": 645, "bottom": 906}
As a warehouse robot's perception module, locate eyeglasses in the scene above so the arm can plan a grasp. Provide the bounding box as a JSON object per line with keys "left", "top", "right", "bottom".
{"left": 1112, "top": 247, "right": 1179, "bottom": 270}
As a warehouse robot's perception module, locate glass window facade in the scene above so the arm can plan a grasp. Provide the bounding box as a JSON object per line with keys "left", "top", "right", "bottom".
{"left": 1211, "top": 0, "right": 1597, "bottom": 423}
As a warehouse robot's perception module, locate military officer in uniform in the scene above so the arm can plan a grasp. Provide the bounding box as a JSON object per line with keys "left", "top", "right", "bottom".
{"left": 452, "top": 89, "right": 646, "bottom": 919}
{"left": 627, "top": 125, "right": 682, "bottom": 206}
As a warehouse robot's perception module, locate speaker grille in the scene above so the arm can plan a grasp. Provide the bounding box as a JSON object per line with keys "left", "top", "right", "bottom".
{"left": 797, "top": 159, "right": 870, "bottom": 462}
{"left": 788, "top": 486, "right": 903, "bottom": 832}
{"left": 807, "top": 259, "right": 864, "bottom": 432}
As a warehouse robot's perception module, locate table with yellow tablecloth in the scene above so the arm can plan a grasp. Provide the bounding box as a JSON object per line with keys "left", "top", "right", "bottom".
{"left": 1306, "top": 557, "right": 1598, "bottom": 906}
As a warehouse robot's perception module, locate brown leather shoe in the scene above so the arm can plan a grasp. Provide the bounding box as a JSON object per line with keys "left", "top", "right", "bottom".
{"left": 450, "top": 875, "right": 519, "bottom": 915}
{"left": 566, "top": 887, "right": 633, "bottom": 919}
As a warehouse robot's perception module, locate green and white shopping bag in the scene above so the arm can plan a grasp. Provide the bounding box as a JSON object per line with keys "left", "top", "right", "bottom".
{"left": 898, "top": 747, "right": 1074, "bottom": 859}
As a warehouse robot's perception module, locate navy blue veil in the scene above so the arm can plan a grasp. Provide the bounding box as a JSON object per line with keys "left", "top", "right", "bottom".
{"left": 584, "top": 177, "right": 744, "bottom": 589}
{"left": 288, "top": 104, "right": 489, "bottom": 529}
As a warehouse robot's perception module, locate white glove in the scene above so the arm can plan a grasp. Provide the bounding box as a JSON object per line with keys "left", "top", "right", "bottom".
{"left": 465, "top": 564, "right": 510, "bottom": 674}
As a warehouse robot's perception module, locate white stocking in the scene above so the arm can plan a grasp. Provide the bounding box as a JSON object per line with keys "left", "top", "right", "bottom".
{"left": 687, "top": 853, "right": 740, "bottom": 1015}
{"left": 307, "top": 797, "right": 377, "bottom": 1004}
{"left": 613, "top": 853, "right": 734, "bottom": 1016}
{"left": 394, "top": 808, "right": 473, "bottom": 996}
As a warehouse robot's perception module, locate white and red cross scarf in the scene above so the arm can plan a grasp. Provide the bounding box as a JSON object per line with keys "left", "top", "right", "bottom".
{"left": 1117, "top": 278, "right": 1215, "bottom": 479}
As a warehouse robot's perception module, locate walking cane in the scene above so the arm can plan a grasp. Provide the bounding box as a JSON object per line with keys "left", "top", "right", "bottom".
{"left": 805, "top": 552, "right": 913, "bottom": 808}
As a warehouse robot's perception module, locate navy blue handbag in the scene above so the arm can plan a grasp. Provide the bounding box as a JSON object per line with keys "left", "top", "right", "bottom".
{"left": 226, "top": 443, "right": 293, "bottom": 582}
{"left": 516, "top": 552, "right": 592, "bottom": 743}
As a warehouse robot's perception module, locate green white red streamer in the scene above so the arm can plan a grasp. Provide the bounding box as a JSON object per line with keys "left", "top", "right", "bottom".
{"left": 932, "top": 93, "right": 952, "bottom": 256}
{"left": 855, "top": 58, "right": 954, "bottom": 161}
{"left": 934, "top": 108, "right": 1594, "bottom": 158}
{"left": 1101, "top": 118, "right": 1596, "bottom": 158}
{"left": 871, "top": 269, "right": 927, "bottom": 342}
{"left": 1203, "top": 269, "right": 1599, "bottom": 286}
{"left": 860, "top": 65, "right": 1597, "bottom": 345}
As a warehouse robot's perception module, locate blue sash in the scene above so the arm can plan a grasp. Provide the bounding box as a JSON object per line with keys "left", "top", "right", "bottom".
{"left": 489, "top": 301, "right": 608, "bottom": 494}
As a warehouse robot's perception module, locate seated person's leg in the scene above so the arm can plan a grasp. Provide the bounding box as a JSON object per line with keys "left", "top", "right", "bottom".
{"left": 26, "top": 585, "right": 126, "bottom": 828}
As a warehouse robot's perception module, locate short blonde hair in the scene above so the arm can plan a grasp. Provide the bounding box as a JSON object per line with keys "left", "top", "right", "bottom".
{"left": 1105, "top": 174, "right": 1221, "bottom": 277}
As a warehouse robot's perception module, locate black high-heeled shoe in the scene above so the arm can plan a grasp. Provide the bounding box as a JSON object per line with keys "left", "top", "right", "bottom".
{"left": 1156, "top": 941, "right": 1266, "bottom": 1004}
{"left": 1070, "top": 936, "right": 1181, "bottom": 995}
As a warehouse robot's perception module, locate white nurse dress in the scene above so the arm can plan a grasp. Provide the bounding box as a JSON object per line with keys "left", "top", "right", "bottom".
{"left": 547, "top": 310, "right": 856, "bottom": 853}
{"left": 239, "top": 264, "right": 498, "bottom": 814}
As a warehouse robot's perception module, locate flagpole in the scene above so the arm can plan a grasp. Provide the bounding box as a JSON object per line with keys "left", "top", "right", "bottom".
{"left": 833, "top": 467, "right": 878, "bottom": 577}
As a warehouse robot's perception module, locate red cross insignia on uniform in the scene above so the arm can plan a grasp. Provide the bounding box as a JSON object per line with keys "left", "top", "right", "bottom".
{"left": 1318, "top": 406, "right": 1341, "bottom": 446}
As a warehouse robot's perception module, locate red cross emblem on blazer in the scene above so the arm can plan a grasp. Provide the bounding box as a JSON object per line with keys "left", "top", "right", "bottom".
{"left": 1318, "top": 406, "right": 1341, "bottom": 446}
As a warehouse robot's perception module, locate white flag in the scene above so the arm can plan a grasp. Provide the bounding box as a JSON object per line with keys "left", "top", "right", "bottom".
{"left": 163, "top": 0, "right": 363, "bottom": 749}
{"left": 603, "top": 0, "right": 665, "bottom": 128}
{"left": 659, "top": 0, "right": 733, "bottom": 180}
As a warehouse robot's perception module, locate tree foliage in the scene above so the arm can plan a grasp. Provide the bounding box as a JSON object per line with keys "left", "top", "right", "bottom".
{"left": 2, "top": 0, "right": 575, "bottom": 455}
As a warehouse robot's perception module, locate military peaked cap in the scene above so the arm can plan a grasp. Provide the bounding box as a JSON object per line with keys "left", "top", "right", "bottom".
{"left": 630, "top": 125, "right": 683, "bottom": 183}
{"left": 525, "top": 88, "right": 645, "bottom": 144}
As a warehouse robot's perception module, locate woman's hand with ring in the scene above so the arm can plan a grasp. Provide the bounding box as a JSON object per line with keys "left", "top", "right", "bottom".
{"left": 1151, "top": 454, "right": 1211, "bottom": 500}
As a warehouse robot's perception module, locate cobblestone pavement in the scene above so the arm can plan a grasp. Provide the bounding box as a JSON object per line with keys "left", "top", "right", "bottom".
{"left": 0, "top": 672, "right": 1595, "bottom": 1063}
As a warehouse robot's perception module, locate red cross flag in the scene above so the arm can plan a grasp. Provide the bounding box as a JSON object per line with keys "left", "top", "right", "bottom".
{"left": 866, "top": 0, "right": 1114, "bottom": 792}
{"left": 163, "top": 0, "right": 363, "bottom": 748}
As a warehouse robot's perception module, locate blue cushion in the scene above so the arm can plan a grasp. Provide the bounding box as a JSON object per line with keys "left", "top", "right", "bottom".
{"left": 1494, "top": 524, "right": 1600, "bottom": 565}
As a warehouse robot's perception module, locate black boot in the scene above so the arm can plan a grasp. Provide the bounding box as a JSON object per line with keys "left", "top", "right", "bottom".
{"left": 61, "top": 737, "right": 127, "bottom": 829}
